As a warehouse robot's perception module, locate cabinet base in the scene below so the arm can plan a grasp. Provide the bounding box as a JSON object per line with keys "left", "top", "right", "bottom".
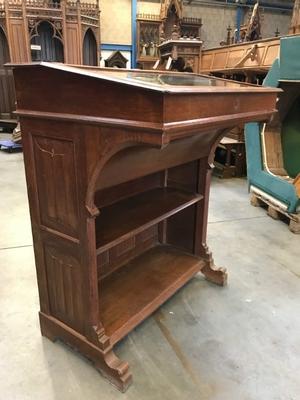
{"left": 39, "top": 247, "right": 226, "bottom": 392}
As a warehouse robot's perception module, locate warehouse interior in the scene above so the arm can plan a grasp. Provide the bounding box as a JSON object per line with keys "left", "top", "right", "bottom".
{"left": 0, "top": 1, "right": 299, "bottom": 399}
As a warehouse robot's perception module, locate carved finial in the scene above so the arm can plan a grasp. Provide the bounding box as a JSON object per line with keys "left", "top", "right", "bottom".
{"left": 171, "top": 24, "right": 180, "bottom": 40}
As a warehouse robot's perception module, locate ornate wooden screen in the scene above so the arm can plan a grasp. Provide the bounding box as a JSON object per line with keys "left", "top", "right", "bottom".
{"left": 0, "top": 0, "right": 101, "bottom": 119}
{"left": 30, "top": 21, "right": 64, "bottom": 62}
{"left": 136, "top": 0, "right": 202, "bottom": 70}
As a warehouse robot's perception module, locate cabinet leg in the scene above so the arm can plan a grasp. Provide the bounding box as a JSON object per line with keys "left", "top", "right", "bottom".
{"left": 39, "top": 312, "right": 132, "bottom": 392}
{"left": 195, "top": 158, "right": 228, "bottom": 287}
{"left": 94, "top": 349, "right": 132, "bottom": 392}
{"left": 201, "top": 250, "right": 227, "bottom": 286}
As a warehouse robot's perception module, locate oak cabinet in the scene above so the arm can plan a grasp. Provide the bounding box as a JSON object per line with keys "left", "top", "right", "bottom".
{"left": 12, "top": 63, "right": 279, "bottom": 391}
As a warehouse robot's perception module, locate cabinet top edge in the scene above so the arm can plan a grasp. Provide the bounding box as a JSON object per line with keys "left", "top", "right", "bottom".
{"left": 7, "top": 62, "right": 281, "bottom": 95}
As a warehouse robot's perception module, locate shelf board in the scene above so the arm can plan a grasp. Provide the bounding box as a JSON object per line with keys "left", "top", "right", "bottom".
{"left": 99, "top": 245, "right": 205, "bottom": 345}
{"left": 96, "top": 187, "right": 202, "bottom": 254}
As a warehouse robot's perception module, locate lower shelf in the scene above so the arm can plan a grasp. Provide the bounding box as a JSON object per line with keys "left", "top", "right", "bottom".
{"left": 99, "top": 245, "right": 205, "bottom": 345}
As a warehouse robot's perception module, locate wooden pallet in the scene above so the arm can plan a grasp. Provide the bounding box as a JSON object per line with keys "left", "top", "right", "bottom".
{"left": 250, "top": 192, "right": 300, "bottom": 234}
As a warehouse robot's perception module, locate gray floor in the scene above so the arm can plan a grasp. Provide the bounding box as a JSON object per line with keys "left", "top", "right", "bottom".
{"left": 0, "top": 137, "right": 300, "bottom": 400}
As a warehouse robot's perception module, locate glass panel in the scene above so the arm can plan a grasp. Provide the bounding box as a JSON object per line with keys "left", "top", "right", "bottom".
{"left": 126, "top": 73, "right": 217, "bottom": 86}
{"left": 99, "top": 71, "right": 245, "bottom": 87}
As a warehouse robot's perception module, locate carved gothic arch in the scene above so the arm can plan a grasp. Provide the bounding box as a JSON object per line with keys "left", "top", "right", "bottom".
{"left": 29, "top": 19, "right": 63, "bottom": 44}
{"left": 29, "top": 20, "right": 64, "bottom": 62}
{"left": 83, "top": 27, "right": 98, "bottom": 66}
{"left": 160, "top": 0, "right": 183, "bottom": 21}
{"left": 0, "top": 21, "right": 8, "bottom": 40}
{"left": 82, "top": 25, "right": 97, "bottom": 39}
{"left": 0, "top": 25, "right": 10, "bottom": 66}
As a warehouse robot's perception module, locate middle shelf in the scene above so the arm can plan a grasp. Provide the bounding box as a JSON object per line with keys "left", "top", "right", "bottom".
{"left": 95, "top": 187, "right": 203, "bottom": 254}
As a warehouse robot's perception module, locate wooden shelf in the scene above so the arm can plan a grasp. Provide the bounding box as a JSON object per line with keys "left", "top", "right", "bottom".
{"left": 96, "top": 187, "right": 203, "bottom": 253}
{"left": 99, "top": 245, "right": 205, "bottom": 344}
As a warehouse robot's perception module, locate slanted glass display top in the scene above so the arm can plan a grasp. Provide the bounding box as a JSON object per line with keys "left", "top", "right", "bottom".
{"left": 114, "top": 72, "right": 232, "bottom": 87}
{"left": 24, "top": 63, "right": 278, "bottom": 92}
{"left": 92, "top": 70, "right": 246, "bottom": 88}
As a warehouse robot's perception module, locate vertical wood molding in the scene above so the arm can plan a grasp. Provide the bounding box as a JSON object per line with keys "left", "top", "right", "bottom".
{"left": 61, "top": 0, "right": 68, "bottom": 63}
{"left": 21, "top": 0, "right": 31, "bottom": 61}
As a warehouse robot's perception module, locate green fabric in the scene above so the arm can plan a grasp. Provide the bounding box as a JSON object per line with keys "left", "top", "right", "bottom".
{"left": 282, "top": 96, "right": 300, "bottom": 178}
{"left": 263, "top": 58, "right": 280, "bottom": 87}
{"left": 280, "top": 36, "right": 300, "bottom": 81}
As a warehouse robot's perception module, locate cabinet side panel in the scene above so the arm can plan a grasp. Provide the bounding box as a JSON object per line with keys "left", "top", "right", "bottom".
{"left": 65, "top": 25, "right": 81, "bottom": 64}
{"left": 32, "top": 135, "right": 79, "bottom": 238}
{"left": 44, "top": 244, "right": 84, "bottom": 332}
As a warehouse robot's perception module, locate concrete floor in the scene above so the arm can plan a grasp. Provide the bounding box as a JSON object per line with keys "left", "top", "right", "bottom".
{"left": 0, "top": 137, "right": 300, "bottom": 400}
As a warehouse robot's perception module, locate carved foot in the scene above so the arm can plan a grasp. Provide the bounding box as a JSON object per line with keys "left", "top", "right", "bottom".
{"left": 39, "top": 312, "right": 132, "bottom": 392}
{"left": 94, "top": 349, "right": 132, "bottom": 392}
{"left": 201, "top": 252, "right": 227, "bottom": 286}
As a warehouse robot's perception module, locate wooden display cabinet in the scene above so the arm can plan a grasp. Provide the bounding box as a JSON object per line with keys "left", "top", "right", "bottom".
{"left": 11, "top": 63, "right": 279, "bottom": 391}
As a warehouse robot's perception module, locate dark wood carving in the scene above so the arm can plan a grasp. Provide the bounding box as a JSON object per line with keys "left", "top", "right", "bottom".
{"left": 12, "top": 63, "right": 279, "bottom": 391}
{"left": 136, "top": 0, "right": 202, "bottom": 70}
{"left": 104, "top": 51, "right": 128, "bottom": 68}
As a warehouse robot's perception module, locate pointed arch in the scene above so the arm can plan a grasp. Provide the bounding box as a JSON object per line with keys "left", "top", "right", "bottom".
{"left": 0, "top": 26, "right": 15, "bottom": 118}
{"left": 83, "top": 28, "right": 98, "bottom": 66}
{"left": 30, "top": 21, "right": 64, "bottom": 62}
{"left": 0, "top": 26, "right": 10, "bottom": 67}
{"left": 160, "top": 0, "right": 182, "bottom": 20}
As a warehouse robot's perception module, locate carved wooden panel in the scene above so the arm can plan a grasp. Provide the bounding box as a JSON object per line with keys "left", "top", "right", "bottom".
{"left": 33, "top": 136, "right": 79, "bottom": 237}
{"left": 8, "top": 19, "right": 29, "bottom": 62}
{"left": 201, "top": 37, "right": 280, "bottom": 74}
{"left": 65, "top": 24, "right": 81, "bottom": 64}
{"left": 98, "top": 225, "right": 158, "bottom": 279}
{"left": 44, "top": 244, "right": 84, "bottom": 332}
{"left": 264, "top": 44, "right": 280, "bottom": 66}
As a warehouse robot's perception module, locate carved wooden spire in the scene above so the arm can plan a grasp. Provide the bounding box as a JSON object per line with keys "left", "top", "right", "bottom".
{"left": 290, "top": 0, "right": 300, "bottom": 34}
